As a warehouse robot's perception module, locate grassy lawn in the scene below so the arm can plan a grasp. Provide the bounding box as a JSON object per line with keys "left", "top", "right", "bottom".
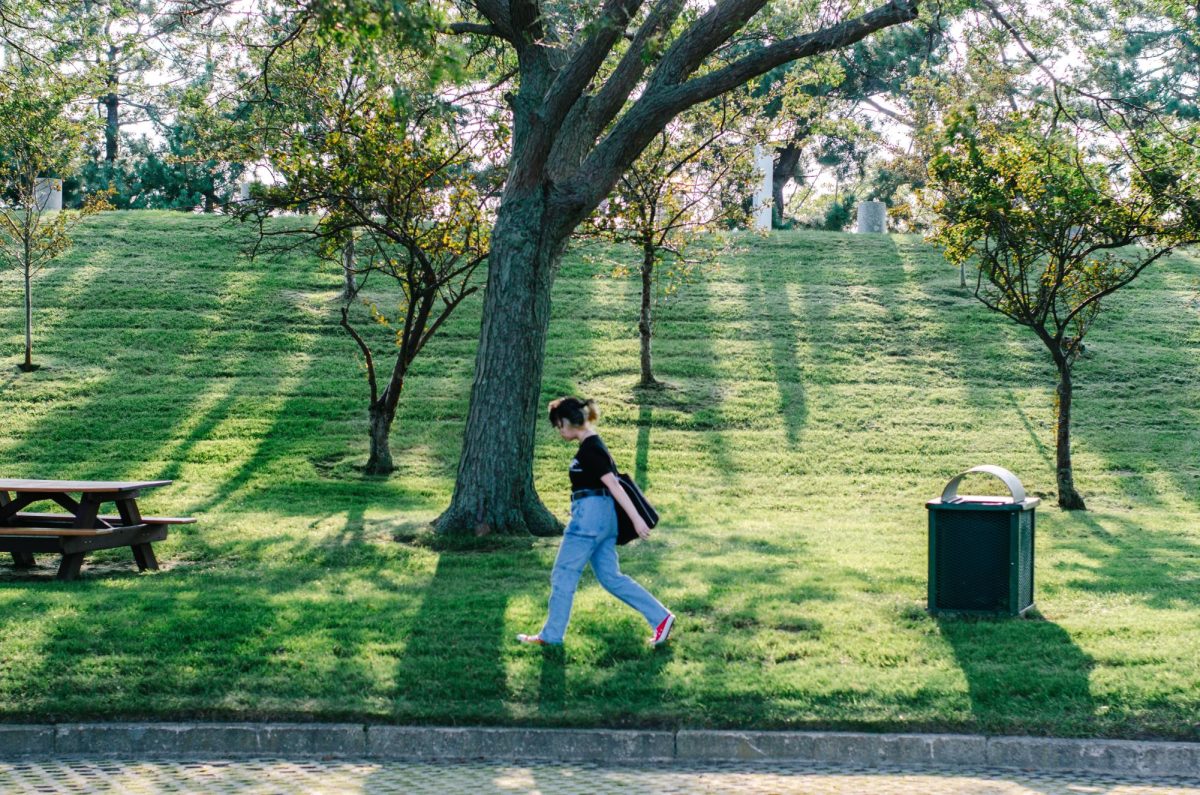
{"left": 0, "top": 211, "right": 1197, "bottom": 739}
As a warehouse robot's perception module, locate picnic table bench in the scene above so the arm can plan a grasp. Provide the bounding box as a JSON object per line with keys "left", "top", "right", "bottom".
{"left": 0, "top": 479, "right": 194, "bottom": 581}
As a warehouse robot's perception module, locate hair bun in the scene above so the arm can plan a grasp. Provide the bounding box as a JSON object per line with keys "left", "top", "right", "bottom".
{"left": 548, "top": 396, "right": 600, "bottom": 428}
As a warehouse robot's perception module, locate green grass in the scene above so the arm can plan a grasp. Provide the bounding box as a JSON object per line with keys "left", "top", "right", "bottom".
{"left": 0, "top": 211, "right": 1198, "bottom": 739}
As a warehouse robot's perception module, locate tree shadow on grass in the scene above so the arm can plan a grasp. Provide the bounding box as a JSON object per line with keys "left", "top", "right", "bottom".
{"left": 1062, "top": 257, "right": 1200, "bottom": 511}
{"left": 634, "top": 402, "right": 651, "bottom": 490}
{"left": 1053, "top": 511, "right": 1200, "bottom": 610}
{"left": 672, "top": 269, "right": 740, "bottom": 488}
{"left": 742, "top": 250, "right": 808, "bottom": 447}
{"left": 937, "top": 613, "right": 1095, "bottom": 737}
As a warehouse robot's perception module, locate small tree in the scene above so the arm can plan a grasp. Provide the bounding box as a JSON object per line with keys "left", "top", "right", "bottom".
{"left": 927, "top": 109, "right": 1200, "bottom": 509}
{"left": 585, "top": 96, "right": 757, "bottom": 387}
{"left": 0, "top": 69, "right": 110, "bottom": 371}
{"left": 227, "top": 39, "right": 498, "bottom": 475}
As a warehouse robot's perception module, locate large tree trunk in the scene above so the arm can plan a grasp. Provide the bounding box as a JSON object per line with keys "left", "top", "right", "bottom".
{"left": 365, "top": 400, "right": 396, "bottom": 475}
{"left": 772, "top": 144, "right": 803, "bottom": 227}
{"left": 1055, "top": 362, "right": 1086, "bottom": 510}
{"left": 638, "top": 241, "right": 657, "bottom": 387}
{"left": 434, "top": 0, "right": 919, "bottom": 538}
{"left": 435, "top": 190, "right": 564, "bottom": 537}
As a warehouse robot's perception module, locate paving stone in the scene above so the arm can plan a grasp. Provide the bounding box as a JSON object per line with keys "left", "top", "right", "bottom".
{"left": 0, "top": 758, "right": 1197, "bottom": 794}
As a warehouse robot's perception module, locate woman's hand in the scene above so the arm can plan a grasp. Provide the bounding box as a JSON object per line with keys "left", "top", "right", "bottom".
{"left": 633, "top": 516, "right": 651, "bottom": 540}
{"left": 600, "top": 471, "right": 651, "bottom": 540}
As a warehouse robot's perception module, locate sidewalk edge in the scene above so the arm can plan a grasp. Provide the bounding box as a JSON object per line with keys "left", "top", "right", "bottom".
{"left": 0, "top": 724, "right": 1196, "bottom": 777}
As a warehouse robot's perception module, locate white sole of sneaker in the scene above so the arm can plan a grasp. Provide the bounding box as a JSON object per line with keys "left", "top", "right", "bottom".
{"left": 651, "top": 614, "right": 675, "bottom": 646}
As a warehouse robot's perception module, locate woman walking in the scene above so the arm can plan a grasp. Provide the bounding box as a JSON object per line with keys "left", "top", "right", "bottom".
{"left": 518, "top": 397, "right": 675, "bottom": 647}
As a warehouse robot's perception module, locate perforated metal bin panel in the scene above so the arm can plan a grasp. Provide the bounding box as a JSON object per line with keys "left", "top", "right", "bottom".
{"left": 932, "top": 509, "right": 1011, "bottom": 612}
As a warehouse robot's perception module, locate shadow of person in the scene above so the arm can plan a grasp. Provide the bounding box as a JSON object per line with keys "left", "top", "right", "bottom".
{"left": 938, "top": 611, "right": 1095, "bottom": 735}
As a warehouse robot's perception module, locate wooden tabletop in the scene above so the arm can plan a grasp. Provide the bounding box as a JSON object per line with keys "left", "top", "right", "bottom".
{"left": 0, "top": 479, "right": 172, "bottom": 493}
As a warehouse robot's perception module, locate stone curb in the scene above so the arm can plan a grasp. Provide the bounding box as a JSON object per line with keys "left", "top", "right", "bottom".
{"left": 368, "top": 727, "right": 674, "bottom": 762}
{"left": 0, "top": 724, "right": 1197, "bottom": 777}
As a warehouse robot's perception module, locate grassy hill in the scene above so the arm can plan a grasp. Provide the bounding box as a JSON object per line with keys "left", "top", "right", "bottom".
{"left": 0, "top": 211, "right": 1197, "bottom": 739}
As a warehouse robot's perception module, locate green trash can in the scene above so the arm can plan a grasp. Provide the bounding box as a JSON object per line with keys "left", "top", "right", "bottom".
{"left": 926, "top": 465, "right": 1039, "bottom": 617}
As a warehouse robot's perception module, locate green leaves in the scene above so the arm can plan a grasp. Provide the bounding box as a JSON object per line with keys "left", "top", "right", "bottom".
{"left": 926, "top": 105, "right": 1200, "bottom": 356}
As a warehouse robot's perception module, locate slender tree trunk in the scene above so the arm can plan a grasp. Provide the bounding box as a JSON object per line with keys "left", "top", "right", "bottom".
{"left": 342, "top": 237, "right": 358, "bottom": 300}
{"left": 365, "top": 400, "right": 396, "bottom": 475}
{"left": 104, "top": 93, "right": 119, "bottom": 163}
{"left": 435, "top": 190, "right": 564, "bottom": 537}
{"left": 21, "top": 265, "right": 32, "bottom": 371}
{"left": 1055, "top": 361, "right": 1086, "bottom": 510}
{"left": 772, "top": 144, "right": 803, "bottom": 228}
{"left": 638, "top": 241, "right": 658, "bottom": 387}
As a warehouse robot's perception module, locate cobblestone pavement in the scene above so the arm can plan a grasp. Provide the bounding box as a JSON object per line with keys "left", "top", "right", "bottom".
{"left": 0, "top": 759, "right": 1197, "bottom": 794}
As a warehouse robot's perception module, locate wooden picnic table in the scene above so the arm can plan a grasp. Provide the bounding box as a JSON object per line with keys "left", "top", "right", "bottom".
{"left": 0, "top": 479, "right": 193, "bottom": 581}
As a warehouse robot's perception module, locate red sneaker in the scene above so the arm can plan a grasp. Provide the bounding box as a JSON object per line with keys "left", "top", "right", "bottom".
{"left": 517, "top": 633, "right": 547, "bottom": 645}
{"left": 649, "top": 614, "right": 675, "bottom": 646}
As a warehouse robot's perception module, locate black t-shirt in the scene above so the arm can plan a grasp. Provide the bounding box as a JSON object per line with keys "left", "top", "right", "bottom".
{"left": 569, "top": 435, "right": 618, "bottom": 491}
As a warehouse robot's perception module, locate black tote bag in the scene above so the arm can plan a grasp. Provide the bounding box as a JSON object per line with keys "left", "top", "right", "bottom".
{"left": 612, "top": 472, "right": 659, "bottom": 545}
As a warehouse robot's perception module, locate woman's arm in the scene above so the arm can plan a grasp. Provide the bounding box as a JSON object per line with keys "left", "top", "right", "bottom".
{"left": 600, "top": 472, "right": 651, "bottom": 539}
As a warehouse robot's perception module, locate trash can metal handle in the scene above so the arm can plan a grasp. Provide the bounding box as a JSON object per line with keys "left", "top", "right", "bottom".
{"left": 940, "top": 465, "right": 1026, "bottom": 503}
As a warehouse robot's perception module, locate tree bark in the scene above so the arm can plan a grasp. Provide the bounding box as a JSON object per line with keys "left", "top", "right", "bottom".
{"left": 104, "top": 51, "right": 119, "bottom": 163}
{"left": 21, "top": 266, "right": 33, "bottom": 371}
{"left": 342, "top": 237, "right": 358, "bottom": 300}
{"left": 365, "top": 400, "right": 396, "bottom": 475}
{"left": 638, "top": 241, "right": 658, "bottom": 386}
{"left": 772, "top": 144, "right": 803, "bottom": 227}
{"left": 1055, "top": 362, "right": 1086, "bottom": 510}
{"left": 435, "top": 189, "right": 565, "bottom": 537}
{"left": 104, "top": 93, "right": 119, "bottom": 163}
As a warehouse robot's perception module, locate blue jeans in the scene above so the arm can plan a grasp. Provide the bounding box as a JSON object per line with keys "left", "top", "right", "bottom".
{"left": 539, "top": 495, "right": 669, "bottom": 644}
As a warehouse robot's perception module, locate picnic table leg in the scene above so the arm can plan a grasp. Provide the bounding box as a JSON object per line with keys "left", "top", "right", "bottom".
{"left": 57, "top": 553, "right": 84, "bottom": 581}
{"left": 116, "top": 497, "right": 158, "bottom": 572}
{"left": 11, "top": 551, "right": 35, "bottom": 568}
{"left": 132, "top": 543, "right": 159, "bottom": 571}
{"left": 55, "top": 494, "right": 104, "bottom": 581}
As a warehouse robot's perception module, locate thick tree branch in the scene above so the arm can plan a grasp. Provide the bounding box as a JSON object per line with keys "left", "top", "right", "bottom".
{"left": 539, "top": 0, "right": 645, "bottom": 144}
{"left": 648, "top": 0, "right": 770, "bottom": 88}
{"left": 448, "top": 21, "right": 504, "bottom": 37}
{"left": 508, "top": 0, "right": 543, "bottom": 47}
{"left": 586, "top": 0, "right": 687, "bottom": 138}
{"left": 569, "top": 0, "right": 920, "bottom": 225}
{"left": 472, "top": 0, "right": 515, "bottom": 40}
{"left": 673, "top": 0, "right": 920, "bottom": 106}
